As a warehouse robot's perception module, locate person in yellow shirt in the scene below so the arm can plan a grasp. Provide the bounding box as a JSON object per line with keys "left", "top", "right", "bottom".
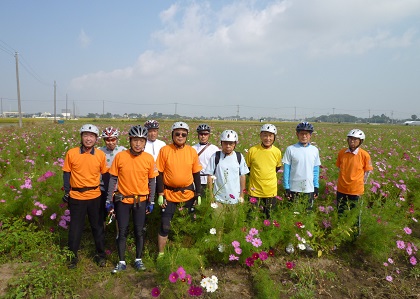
{"left": 107, "top": 125, "right": 158, "bottom": 274}
{"left": 62, "top": 124, "right": 108, "bottom": 269}
{"left": 156, "top": 122, "right": 202, "bottom": 257}
{"left": 246, "top": 124, "right": 282, "bottom": 218}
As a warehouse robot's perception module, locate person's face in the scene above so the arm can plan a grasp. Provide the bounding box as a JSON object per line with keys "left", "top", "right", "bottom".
{"left": 81, "top": 132, "right": 98, "bottom": 149}
{"left": 260, "top": 131, "right": 275, "bottom": 147}
{"left": 198, "top": 130, "right": 210, "bottom": 144}
{"left": 173, "top": 129, "right": 188, "bottom": 146}
{"left": 296, "top": 130, "right": 311, "bottom": 145}
{"left": 221, "top": 141, "right": 236, "bottom": 155}
{"left": 130, "top": 137, "right": 146, "bottom": 153}
{"left": 147, "top": 128, "right": 158, "bottom": 142}
{"left": 104, "top": 137, "right": 118, "bottom": 151}
{"left": 347, "top": 137, "right": 361, "bottom": 151}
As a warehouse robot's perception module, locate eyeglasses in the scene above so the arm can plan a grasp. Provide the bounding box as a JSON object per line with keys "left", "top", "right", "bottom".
{"left": 174, "top": 132, "right": 188, "bottom": 137}
{"left": 199, "top": 132, "right": 209, "bottom": 136}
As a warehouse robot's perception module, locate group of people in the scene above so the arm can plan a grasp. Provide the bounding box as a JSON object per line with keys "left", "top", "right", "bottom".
{"left": 62, "top": 120, "right": 372, "bottom": 272}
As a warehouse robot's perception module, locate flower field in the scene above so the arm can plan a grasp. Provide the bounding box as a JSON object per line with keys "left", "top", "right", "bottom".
{"left": 0, "top": 119, "right": 419, "bottom": 298}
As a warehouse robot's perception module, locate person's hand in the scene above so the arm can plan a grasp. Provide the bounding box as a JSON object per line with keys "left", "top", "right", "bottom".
{"left": 158, "top": 195, "right": 166, "bottom": 207}
{"left": 285, "top": 189, "right": 292, "bottom": 199}
{"left": 146, "top": 202, "right": 154, "bottom": 214}
{"left": 314, "top": 187, "right": 319, "bottom": 198}
{"left": 196, "top": 196, "right": 201, "bottom": 206}
{"left": 106, "top": 201, "right": 114, "bottom": 213}
{"left": 62, "top": 193, "right": 69, "bottom": 203}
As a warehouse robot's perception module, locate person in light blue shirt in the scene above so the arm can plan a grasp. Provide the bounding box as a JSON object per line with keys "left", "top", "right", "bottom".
{"left": 282, "top": 122, "right": 321, "bottom": 210}
{"left": 204, "top": 130, "right": 249, "bottom": 205}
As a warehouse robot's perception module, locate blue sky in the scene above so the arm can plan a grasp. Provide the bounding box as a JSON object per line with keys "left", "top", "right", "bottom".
{"left": 1, "top": 0, "right": 419, "bottom": 119}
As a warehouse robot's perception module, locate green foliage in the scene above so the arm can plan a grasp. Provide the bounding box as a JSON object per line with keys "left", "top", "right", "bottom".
{"left": 250, "top": 267, "right": 280, "bottom": 299}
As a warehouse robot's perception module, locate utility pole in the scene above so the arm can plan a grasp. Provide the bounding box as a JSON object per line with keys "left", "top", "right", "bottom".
{"left": 236, "top": 105, "right": 240, "bottom": 118}
{"left": 15, "top": 52, "right": 23, "bottom": 128}
{"left": 103, "top": 100, "right": 105, "bottom": 117}
{"left": 54, "top": 81, "right": 57, "bottom": 122}
{"left": 66, "top": 94, "right": 68, "bottom": 120}
{"left": 174, "top": 102, "right": 178, "bottom": 115}
{"left": 294, "top": 107, "right": 297, "bottom": 121}
{"left": 1, "top": 97, "right": 3, "bottom": 115}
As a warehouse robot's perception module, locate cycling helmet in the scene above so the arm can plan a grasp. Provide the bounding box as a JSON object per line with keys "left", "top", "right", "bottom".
{"left": 347, "top": 129, "right": 365, "bottom": 140}
{"left": 80, "top": 124, "right": 99, "bottom": 136}
{"left": 197, "top": 123, "right": 211, "bottom": 133}
{"left": 171, "top": 121, "right": 189, "bottom": 132}
{"left": 128, "top": 125, "right": 148, "bottom": 139}
{"left": 260, "top": 124, "right": 277, "bottom": 135}
{"left": 220, "top": 130, "right": 238, "bottom": 142}
{"left": 101, "top": 127, "right": 119, "bottom": 139}
{"left": 296, "top": 122, "right": 314, "bottom": 133}
{"left": 144, "top": 119, "right": 159, "bottom": 129}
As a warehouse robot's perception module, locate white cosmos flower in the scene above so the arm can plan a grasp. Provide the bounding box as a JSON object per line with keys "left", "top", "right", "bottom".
{"left": 210, "top": 228, "right": 217, "bottom": 235}
{"left": 298, "top": 243, "right": 306, "bottom": 250}
{"left": 211, "top": 202, "right": 218, "bottom": 209}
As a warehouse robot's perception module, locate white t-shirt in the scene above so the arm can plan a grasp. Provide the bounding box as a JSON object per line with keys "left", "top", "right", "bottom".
{"left": 282, "top": 143, "right": 321, "bottom": 193}
{"left": 192, "top": 143, "right": 219, "bottom": 184}
{"left": 145, "top": 139, "right": 166, "bottom": 161}
{"left": 204, "top": 151, "right": 249, "bottom": 204}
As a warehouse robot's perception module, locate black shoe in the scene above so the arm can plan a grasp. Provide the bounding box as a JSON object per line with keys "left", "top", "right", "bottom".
{"left": 94, "top": 255, "right": 107, "bottom": 267}
{"left": 68, "top": 258, "right": 78, "bottom": 269}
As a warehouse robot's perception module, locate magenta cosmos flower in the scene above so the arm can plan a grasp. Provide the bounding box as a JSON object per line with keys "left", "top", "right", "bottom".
{"left": 151, "top": 287, "right": 160, "bottom": 297}
{"left": 168, "top": 272, "right": 179, "bottom": 283}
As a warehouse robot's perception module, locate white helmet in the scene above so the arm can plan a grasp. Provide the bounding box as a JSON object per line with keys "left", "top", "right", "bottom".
{"left": 347, "top": 129, "right": 365, "bottom": 140}
{"left": 220, "top": 130, "right": 238, "bottom": 142}
{"left": 101, "top": 127, "right": 119, "bottom": 139}
{"left": 171, "top": 121, "right": 189, "bottom": 132}
{"left": 260, "top": 124, "right": 277, "bottom": 135}
{"left": 80, "top": 124, "right": 99, "bottom": 136}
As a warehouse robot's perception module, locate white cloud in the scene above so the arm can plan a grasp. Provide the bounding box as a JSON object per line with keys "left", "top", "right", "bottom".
{"left": 78, "top": 29, "right": 91, "bottom": 48}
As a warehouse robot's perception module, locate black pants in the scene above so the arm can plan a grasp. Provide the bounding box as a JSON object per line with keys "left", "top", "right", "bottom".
{"left": 159, "top": 198, "right": 195, "bottom": 237}
{"left": 68, "top": 196, "right": 105, "bottom": 258}
{"left": 115, "top": 200, "right": 146, "bottom": 261}
{"left": 337, "top": 192, "right": 360, "bottom": 215}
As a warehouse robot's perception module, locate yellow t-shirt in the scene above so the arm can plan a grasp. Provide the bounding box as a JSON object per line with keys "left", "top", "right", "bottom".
{"left": 246, "top": 144, "right": 282, "bottom": 197}
{"left": 109, "top": 150, "right": 158, "bottom": 204}
{"left": 157, "top": 144, "right": 202, "bottom": 202}
{"left": 62, "top": 147, "right": 107, "bottom": 200}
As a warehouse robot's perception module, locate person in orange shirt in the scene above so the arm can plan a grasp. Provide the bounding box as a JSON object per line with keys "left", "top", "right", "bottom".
{"left": 107, "top": 125, "right": 158, "bottom": 274}
{"left": 156, "top": 121, "right": 202, "bottom": 257}
{"left": 62, "top": 124, "right": 108, "bottom": 269}
{"left": 336, "top": 129, "right": 373, "bottom": 233}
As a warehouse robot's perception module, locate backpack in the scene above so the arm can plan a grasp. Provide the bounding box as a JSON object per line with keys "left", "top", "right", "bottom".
{"left": 214, "top": 151, "right": 242, "bottom": 175}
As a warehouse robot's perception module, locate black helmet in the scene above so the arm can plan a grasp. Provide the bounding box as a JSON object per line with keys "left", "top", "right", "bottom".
{"left": 296, "top": 122, "right": 314, "bottom": 133}
{"left": 144, "top": 119, "right": 159, "bottom": 129}
{"left": 197, "top": 124, "right": 211, "bottom": 133}
{"left": 128, "top": 125, "right": 148, "bottom": 139}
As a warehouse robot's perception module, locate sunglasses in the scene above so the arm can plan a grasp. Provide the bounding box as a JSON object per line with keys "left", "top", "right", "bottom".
{"left": 199, "top": 132, "right": 209, "bottom": 136}
{"left": 174, "top": 132, "right": 188, "bottom": 137}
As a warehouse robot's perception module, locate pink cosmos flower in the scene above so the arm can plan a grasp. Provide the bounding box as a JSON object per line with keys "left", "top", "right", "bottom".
{"left": 263, "top": 219, "right": 270, "bottom": 226}
{"left": 245, "top": 257, "right": 254, "bottom": 267}
{"left": 25, "top": 215, "right": 32, "bottom": 221}
{"left": 229, "top": 255, "right": 239, "bottom": 261}
{"left": 403, "top": 227, "right": 412, "bottom": 235}
{"left": 252, "top": 238, "right": 262, "bottom": 247}
{"left": 249, "top": 228, "right": 259, "bottom": 236}
{"left": 186, "top": 274, "right": 192, "bottom": 285}
{"left": 286, "top": 261, "right": 295, "bottom": 269}
{"left": 245, "top": 234, "right": 253, "bottom": 242}
{"left": 306, "top": 230, "right": 313, "bottom": 238}
{"left": 396, "top": 240, "right": 405, "bottom": 249}
{"left": 406, "top": 247, "right": 413, "bottom": 255}
{"left": 249, "top": 197, "right": 257, "bottom": 204}
{"left": 235, "top": 247, "right": 242, "bottom": 255}
{"left": 409, "top": 256, "right": 417, "bottom": 266}
{"left": 388, "top": 258, "right": 394, "bottom": 264}
{"left": 168, "top": 272, "right": 179, "bottom": 283}
{"left": 50, "top": 213, "right": 57, "bottom": 220}
{"left": 383, "top": 262, "right": 388, "bottom": 267}
{"left": 231, "top": 240, "right": 240, "bottom": 248}
{"left": 176, "top": 267, "right": 186, "bottom": 280}
{"left": 151, "top": 287, "right": 160, "bottom": 297}
{"left": 259, "top": 251, "right": 268, "bottom": 261}
{"left": 58, "top": 219, "right": 68, "bottom": 229}
{"left": 386, "top": 276, "right": 393, "bottom": 282}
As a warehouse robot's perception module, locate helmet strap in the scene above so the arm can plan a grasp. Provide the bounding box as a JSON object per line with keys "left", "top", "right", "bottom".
{"left": 129, "top": 148, "right": 143, "bottom": 156}
{"left": 199, "top": 142, "right": 208, "bottom": 145}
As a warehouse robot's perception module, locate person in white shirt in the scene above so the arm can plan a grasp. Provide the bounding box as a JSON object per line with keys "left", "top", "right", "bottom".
{"left": 144, "top": 120, "right": 166, "bottom": 161}
{"left": 192, "top": 124, "right": 219, "bottom": 192}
